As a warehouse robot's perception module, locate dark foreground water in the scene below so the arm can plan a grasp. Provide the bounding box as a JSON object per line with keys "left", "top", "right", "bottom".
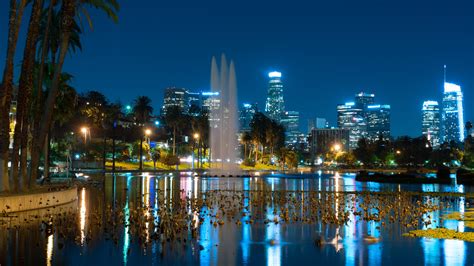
{"left": 1, "top": 171, "right": 474, "bottom": 265}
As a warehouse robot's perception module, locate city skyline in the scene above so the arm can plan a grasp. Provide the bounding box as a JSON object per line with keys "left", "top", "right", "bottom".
{"left": 0, "top": 0, "right": 473, "bottom": 137}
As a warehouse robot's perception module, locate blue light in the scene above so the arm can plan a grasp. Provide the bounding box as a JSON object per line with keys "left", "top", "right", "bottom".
{"left": 154, "top": 121, "right": 160, "bottom": 126}
{"left": 345, "top": 102, "right": 355, "bottom": 106}
{"left": 202, "top": 92, "right": 219, "bottom": 96}
{"left": 75, "top": 154, "right": 80, "bottom": 159}
{"left": 126, "top": 105, "right": 131, "bottom": 110}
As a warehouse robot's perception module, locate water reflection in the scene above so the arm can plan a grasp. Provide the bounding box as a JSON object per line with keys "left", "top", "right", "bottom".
{"left": 1, "top": 172, "right": 474, "bottom": 265}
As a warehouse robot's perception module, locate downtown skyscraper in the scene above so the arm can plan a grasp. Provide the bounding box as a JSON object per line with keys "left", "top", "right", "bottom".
{"left": 442, "top": 82, "right": 465, "bottom": 143}
{"left": 337, "top": 92, "right": 390, "bottom": 149}
{"left": 422, "top": 100, "right": 441, "bottom": 148}
{"left": 265, "top": 71, "right": 285, "bottom": 121}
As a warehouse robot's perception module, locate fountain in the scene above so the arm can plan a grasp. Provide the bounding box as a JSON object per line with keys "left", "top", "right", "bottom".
{"left": 209, "top": 54, "right": 239, "bottom": 173}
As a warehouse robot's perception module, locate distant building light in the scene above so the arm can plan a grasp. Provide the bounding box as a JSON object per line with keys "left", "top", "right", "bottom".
{"left": 268, "top": 71, "right": 282, "bottom": 78}
{"left": 243, "top": 103, "right": 251, "bottom": 108}
{"left": 126, "top": 105, "right": 131, "bottom": 110}
{"left": 367, "top": 105, "right": 381, "bottom": 109}
{"left": 345, "top": 102, "right": 355, "bottom": 106}
{"left": 202, "top": 92, "right": 219, "bottom": 96}
{"left": 444, "top": 82, "right": 461, "bottom": 93}
{"left": 155, "top": 121, "right": 160, "bottom": 126}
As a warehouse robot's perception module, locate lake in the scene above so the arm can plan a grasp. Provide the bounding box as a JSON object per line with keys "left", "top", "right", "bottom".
{"left": 1, "top": 171, "right": 473, "bottom": 265}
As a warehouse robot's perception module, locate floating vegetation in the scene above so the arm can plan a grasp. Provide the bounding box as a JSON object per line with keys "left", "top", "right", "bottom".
{"left": 403, "top": 228, "right": 474, "bottom": 242}
{"left": 0, "top": 186, "right": 471, "bottom": 255}
{"left": 442, "top": 208, "right": 474, "bottom": 228}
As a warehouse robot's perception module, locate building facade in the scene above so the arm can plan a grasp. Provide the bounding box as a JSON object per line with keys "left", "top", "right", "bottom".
{"left": 442, "top": 82, "right": 465, "bottom": 143}
{"left": 281, "top": 110, "right": 300, "bottom": 147}
{"left": 309, "top": 128, "right": 350, "bottom": 156}
{"left": 265, "top": 71, "right": 285, "bottom": 122}
{"left": 337, "top": 102, "right": 366, "bottom": 149}
{"left": 422, "top": 100, "right": 441, "bottom": 148}
{"left": 337, "top": 92, "right": 390, "bottom": 149}
{"left": 366, "top": 104, "right": 391, "bottom": 141}
{"left": 239, "top": 103, "right": 258, "bottom": 132}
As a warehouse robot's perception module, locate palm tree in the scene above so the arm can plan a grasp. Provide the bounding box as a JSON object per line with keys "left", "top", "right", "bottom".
{"left": 0, "top": 0, "right": 28, "bottom": 192}
{"left": 31, "top": 0, "right": 119, "bottom": 184}
{"left": 10, "top": 0, "right": 46, "bottom": 190}
{"left": 133, "top": 96, "right": 153, "bottom": 125}
{"left": 164, "top": 106, "right": 185, "bottom": 156}
{"left": 241, "top": 131, "right": 252, "bottom": 159}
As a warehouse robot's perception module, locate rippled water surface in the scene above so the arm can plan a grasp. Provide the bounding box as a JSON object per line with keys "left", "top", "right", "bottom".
{"left": 1, "top": 172, "right": 474, "bottom": 265}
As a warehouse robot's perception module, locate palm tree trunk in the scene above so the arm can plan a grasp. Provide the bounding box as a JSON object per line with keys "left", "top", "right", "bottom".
{"left": 44, "top": 131, "right": 50, "bottom": 179}
{"left": 30, "top": 0, "right": 54, "bottom": 181}
{"left": 11, "top": 0, "right": 44, "bottom": 190}
{"left": 32, "top": 0, "right": 76, "bottom": 184}
{"left": 173, "top": 126, "right": 176, "bottom": 155}
{"left": 103, "top": 134, "right": 106, "bottom": 171}
{"left": 0, "top": 0, "right": 27, "bottom": 192}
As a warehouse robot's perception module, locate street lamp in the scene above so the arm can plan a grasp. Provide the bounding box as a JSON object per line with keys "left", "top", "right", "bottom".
{"left": 81, "top": 127, "right": 89, "bottom": 143}
{"left": 193, "top": 133, "right": 200, "bottom": 169}
{"left": 333, "top": 143, "right": 341, "bottom": 152}
{"left": 139, "top": 128, "right": 152, "bottom": 171}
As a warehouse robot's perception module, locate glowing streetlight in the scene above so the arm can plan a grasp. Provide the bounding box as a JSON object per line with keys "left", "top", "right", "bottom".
{"left": 80, "top": 127, "right": 89, "bottom": 143}
{"left": 396, "top": 150, "right": 401, "bottom": 155}
{"left": 193, "top": 133, "right": 200, "bottom": 169}
{"left": 333, "top": 143, "right": 341, "bottom": 152}
{"left": 145, "top": 128, "right": 152, "bottom": 136}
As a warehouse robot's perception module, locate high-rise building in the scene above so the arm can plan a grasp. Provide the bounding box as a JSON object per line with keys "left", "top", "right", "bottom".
{"left": 366, "top": 104, "right": 391, "bottom": 141}
{"left": 355, "top": 92, "right": 375, "bottom": 108}
{"left": 309, "top": 128, "right": 350, "bottom": 156}
{"left": 442, "top": 82, "right": 465, "bottom": 143}
{"left": 239, "top": 103, "right": 258, "bottom": 132}
{"left": 265, "top": 71, "right": 285, "bottom": 122}
{"left": 337, "top": 92, "right": 390, "bottom": 149}
{"left": 162, "top": 87, "right": 188, "bottom": 114}
{"left": 281, "top": 111, "right": 300, "bottom": 146}
{"left": 316, "top": 118, "right": 328, "bottom": 129}
{"left": 337, "top": 102, "right": 366, "bottom": 149}
{"left": 308, "top": 118, "right": 328, "bottom": 134}
{"left": 422, "top": 100, "right": 441, "bottom": 148}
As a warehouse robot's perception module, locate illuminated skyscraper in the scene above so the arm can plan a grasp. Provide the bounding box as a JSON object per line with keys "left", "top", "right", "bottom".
{"left": 281, "top": 110, "right": 300, "bottom": 146}
{"left": 355, "top": 92, "right": 375, "bottom": 108}
{"left": 366, "top": 104, "right": 391, "bottom": 141}
{"left": 337, "top": 102, "right": 366, "bottom": 149}
{"left": 265, "top": 71, "right": 285, "bottom": 122}
{"left": 239, "top": 103, "right": 258, "bottom": 132}
{"left": 422, "top": 100, "right": 441, "bottom": 148}
{"left": 337, "top": 92, "right": 390, "bottom": 149}
{"left": 161, "top": 87, "right": 188, "bottom": 114}
{"left": 442, "top": 82, "right": 465, "bottom": 142}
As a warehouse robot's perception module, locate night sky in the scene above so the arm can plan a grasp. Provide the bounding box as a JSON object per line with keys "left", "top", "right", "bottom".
{"left": 0, "top": 0, "right": 473, "bottom": 136}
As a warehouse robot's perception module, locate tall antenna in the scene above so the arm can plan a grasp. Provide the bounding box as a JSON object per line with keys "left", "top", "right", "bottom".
{"left": 444, "top": 64, "right": 447, "bottom": 84}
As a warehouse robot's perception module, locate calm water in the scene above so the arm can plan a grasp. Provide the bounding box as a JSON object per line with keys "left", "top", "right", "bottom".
{"left": 1, "top": 171, "right": 473, "bottom": 265}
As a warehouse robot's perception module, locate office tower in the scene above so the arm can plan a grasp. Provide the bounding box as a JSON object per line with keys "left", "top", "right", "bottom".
{"left": 337, "top": 102, "right": 366, "bottom": 149}
{"left": 309, "top": 128, "right": 350, "bottom": 156}
{"left": 422, "top": 100, "right": 441, "bottom": 148}
{"left": 442, "top": 82, "right": 465, "bottom": 143}
{"left": 239, "top": 103, "right": 258, "bottom": 132}
{"left": 337, "top": 92, "right": 390, "bottom": 149}
{"left": 281, "top": 111, "right": 300, "bottom": 146}
{"left": 161, "top": 87, "right": 188, "bottom": 114}
{"left": 316, "top": 118, "right": 328, "bottom": 129}
{"left": 366, "top": 104, "right": 391, "bottom": 141}
{"left": 265, "top": 71, "right": 285, "bottom": 122}
{"left": 355, "top": 92, "right": 375, "bottom": 108}
{"left": 307, "top": 119, "right": 316, "bottom": 134}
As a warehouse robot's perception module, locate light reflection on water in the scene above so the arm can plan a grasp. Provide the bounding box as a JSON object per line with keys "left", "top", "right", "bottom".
{"left": 1, "top": 172, "right": 474, "bottom": 265}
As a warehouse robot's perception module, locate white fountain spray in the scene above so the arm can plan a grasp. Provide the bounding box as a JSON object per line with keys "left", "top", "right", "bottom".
{"left": 209, "top": 54, "right": 239, "bottom": 173}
